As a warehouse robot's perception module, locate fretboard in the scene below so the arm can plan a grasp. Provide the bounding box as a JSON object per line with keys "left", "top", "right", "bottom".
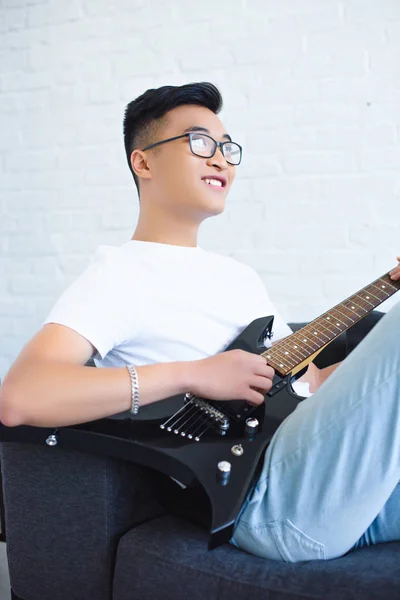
{"left": 262, "top": 271, "right": 400, "bottom": 376}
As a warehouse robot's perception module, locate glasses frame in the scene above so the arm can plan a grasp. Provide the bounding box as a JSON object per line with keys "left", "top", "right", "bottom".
{"left": 142, "top": 132, "right": 242, "bottom": 165}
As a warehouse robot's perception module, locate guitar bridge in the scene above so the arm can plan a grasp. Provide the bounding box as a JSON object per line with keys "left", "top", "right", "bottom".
{"left": 160, "top": 394, "right": 230, "bottom": 442}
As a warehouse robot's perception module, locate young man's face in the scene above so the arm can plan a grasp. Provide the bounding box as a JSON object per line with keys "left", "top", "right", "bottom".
{"left": 135, "top": 104, "right": 237, "bottom": 220}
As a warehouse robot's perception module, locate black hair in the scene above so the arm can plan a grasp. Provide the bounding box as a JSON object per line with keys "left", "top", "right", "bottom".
{"left": 123, "top": 82, "right": 223, "bottom": 195}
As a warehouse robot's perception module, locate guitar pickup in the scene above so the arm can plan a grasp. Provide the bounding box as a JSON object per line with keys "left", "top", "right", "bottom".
{"left": 267, "top": 377, "right": 288, "bottom": 397}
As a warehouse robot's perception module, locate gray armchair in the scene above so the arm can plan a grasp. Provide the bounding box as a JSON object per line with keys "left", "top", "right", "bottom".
{"left": 1, "top": 311, "right": 399, "bottom": 600}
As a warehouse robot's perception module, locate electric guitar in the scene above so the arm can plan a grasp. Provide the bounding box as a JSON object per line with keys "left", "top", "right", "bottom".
{"left": 1, "top": 270, "right": 399, "bottom": 549}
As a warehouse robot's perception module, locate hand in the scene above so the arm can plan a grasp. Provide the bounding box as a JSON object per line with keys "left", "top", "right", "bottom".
{"left": 389, "top": 257, "right": 400, "bottom": 280}
{"left": 189, "top": 349, "right": 275, "bottom": 406}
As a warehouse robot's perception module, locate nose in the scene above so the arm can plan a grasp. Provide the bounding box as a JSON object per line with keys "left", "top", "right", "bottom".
{"left": 206, "top": 145, "right": 229, "bottom": 170}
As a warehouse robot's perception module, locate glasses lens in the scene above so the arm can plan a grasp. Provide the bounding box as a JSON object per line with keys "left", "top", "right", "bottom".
{"left": 223, "top": 142, "right": 242, "bottom": 165}
{"left": 189, "top": 133, "right": 215, "bottom": 157}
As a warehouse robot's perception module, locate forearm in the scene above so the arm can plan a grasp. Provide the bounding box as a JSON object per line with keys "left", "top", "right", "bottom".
{"left": 297, "top": 360, "right": 342, "bottom": 393}
{"left": 0, "top": 360, "right": 192, "bottom": 428}
{"left": 318, "top": 361, "right": 342, "bottom": 385}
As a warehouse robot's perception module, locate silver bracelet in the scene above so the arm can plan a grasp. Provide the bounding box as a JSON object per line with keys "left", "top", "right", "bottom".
{"left": 126, "top": 365, "right": 140, "bottom": 415}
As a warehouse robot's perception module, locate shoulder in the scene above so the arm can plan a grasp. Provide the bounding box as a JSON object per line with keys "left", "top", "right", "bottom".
{"left": 61, "top": 244, "right": 132, "bottom": 297}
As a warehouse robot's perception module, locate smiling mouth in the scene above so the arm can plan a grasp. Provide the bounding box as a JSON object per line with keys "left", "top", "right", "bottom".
{"left": 201, "top": 177, "right": 226, "bottom": 190}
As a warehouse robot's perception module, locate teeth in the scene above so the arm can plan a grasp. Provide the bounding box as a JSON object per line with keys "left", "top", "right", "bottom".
{"left": 204, "top": 178, "right": 223, "bottom": 187}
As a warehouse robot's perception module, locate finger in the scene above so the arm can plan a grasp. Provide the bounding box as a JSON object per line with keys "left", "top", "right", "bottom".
{"left": 247, "top": 389, "right": 265, "bottom": 406}
{"left": 264, "top": 365, "right": 276, "bottom": 379}
{"left": 252, "top": 375, "right": 273, "bottom": 393}
{"left": 390, "top": 267, "right": 400, "bottom": 279}
{"left": 254, "top": 361, "right": 275, "bottom": 378}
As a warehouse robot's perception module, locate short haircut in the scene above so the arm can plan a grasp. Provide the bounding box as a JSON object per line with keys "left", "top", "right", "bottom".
{"left": 123, "top": 82, "right": 223, "bottom": 196}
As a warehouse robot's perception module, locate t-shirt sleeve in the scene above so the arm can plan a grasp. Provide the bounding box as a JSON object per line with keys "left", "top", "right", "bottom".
{"left": 42, "top": 247, "right": 126, "bottom": 360}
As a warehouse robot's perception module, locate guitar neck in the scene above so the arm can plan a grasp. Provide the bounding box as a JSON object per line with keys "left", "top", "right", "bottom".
{"left": 262, "top": 270, "right": 400, "bottom": 377}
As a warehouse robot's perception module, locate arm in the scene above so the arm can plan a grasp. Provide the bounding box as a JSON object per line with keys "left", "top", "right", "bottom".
{"left": 0, "top": 324, "right": 273, "bottom": 428}
{"left": 0, "top": 323, "right": 193, "bottom": 428}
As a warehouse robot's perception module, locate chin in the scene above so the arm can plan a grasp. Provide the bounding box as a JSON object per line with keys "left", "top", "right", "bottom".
{"left": 200, "top": 190, "right": 227, "bottom": 216}
{"left": 201, "top": 198, "right": 226, "bottom": 219}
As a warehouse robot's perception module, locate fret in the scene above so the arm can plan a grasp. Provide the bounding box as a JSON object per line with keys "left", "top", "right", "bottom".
{"left": 296, "top": 326, "right": 325, "bottom": 348}
{"left": 263, "top": 355, "right": 290, "bottom": 373}
{"left": 369, "top": 282, "right": 390, "bottom": 299}
{"left": 269, "top": 330, "right": 315, "bottom": 364}
{"left": 346, "top": 297, "right": 369, "bottom": 315}
{"left": 303, "top": 322, "right": 331, "bottom": 345}
{"left": 342, "top": 299, "right": 367, "bottom": 319}
{"left": 318, "top": 314, "right": 345, "bottom": 335}
{"left": 264, "top": 348, "right": 293, "bottom": 371}
{"left": 330, "top": 306, "right": 354, "bottom": 326}
{"left": 362, "top": 285, "right": 382, "bottom": 303}
{"left": 320, "top": 319, "right": 347, "bottom": 341}
{"left": 267, "top": 346, "right": 295, "bottom": 371}
{"left": 320, "top": 317, "right": 343, "bottom": 335}
{"left": 274, "top": 357, "right": 293, "bottom": 371}
{"left": 312, "top": 319, "right": 335, "bottom": 342}
{"left": 388, "top": 273, "right": 400, "bottom": 288}
{"left": 270, "top": 338, "right": 305, "bottom": 365}
{"left": 353, "top": 292, "right": 375, "bottom": 309}
{"left": 278, "top": 337, "right": 308, "bottom": 361}
{"left": 382, "top": 278, "right": 399, "bottom": 293}
{"left": 341, "top": 302, "right": 361, "bottom": 320}
{"left": 294, "top": 331, "right": 320, "bottom": 353}
{"left": 313, "top": 320, "right": 336, "bottom": 347}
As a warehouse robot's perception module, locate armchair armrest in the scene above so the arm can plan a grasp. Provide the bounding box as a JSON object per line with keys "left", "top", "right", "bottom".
{"left": 0, "top": 442, "right": 165, "bottom": 600}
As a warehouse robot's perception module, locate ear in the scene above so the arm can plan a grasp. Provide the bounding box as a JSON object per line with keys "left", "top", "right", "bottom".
{"left": 130, "top": 150, "right": 152, "bottom": 182}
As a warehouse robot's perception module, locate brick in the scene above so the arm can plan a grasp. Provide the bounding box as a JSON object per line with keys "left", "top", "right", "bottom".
{"left": 359, "top": 148, "right": 400, "bottom": 172}
{"left": 0, "top": 48, "right": 29, "bottom": 72}
{"left": 0, "top": 8, "right": 26, "bottom": 32}
{"left": 26, "top": 1, "right": 83, "bottom": 27}
{"left": 10, "top": 274, "right": 64, "bottom": 296}
{"left": 4, "top": 149, "right": 58, "bottom": 172}
{"left": 232, "top": 34, "right": 302, "bottom": 67}
{"left": 111, "top": 50, "right": 176, "bottom": 78}
{"left": 0, "top": 297, "right": 35, "bottom": 317}
{"left": 0, "top": 70, "right": 51, "bottom": 93}
{"left": 238, "top": 153, "right": 284, "bottom": 179}
{"left": 282, "top": 151, "right": 358, "bottom": 175}
{"left": 343, "top": 0, "right": 400, "bottom": 23}
{"left": 178, "top": 46, "right": 235, "bottom": 72}
{"left": 8, "top": 234, "right": 57, "bottom": 257}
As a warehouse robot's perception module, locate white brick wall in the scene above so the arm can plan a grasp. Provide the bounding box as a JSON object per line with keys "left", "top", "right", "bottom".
{"left": 1, "top": 0, "right": 400, "bottom": 379}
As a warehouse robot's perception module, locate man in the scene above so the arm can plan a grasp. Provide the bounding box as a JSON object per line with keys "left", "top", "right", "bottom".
{"left": 1, "top": 82, "right": 400, "bottom": 563}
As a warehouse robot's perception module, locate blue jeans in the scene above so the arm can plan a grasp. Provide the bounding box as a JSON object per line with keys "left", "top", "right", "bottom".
{"left": 231, "top": 300, "right": 400, "bottom": 562}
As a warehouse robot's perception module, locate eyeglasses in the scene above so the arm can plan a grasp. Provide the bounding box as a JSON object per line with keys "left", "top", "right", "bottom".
{"left": 142, "top": 132, "right": 242, "bottom": 166}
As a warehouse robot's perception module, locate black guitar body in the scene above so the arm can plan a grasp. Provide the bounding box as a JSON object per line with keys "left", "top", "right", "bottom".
{"left": 0, "top": 316, "right": 306, "bottom": 548}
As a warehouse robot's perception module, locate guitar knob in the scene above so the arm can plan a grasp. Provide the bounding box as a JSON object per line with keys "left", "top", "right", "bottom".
{"left": 46, "top": 433, "right": 58, "bottom": 447}
{"left": 217, "top": 461, "right": 231, "bottom": 485}
{"left": 245, "top": 417, "right": 259, "bottom": 436}
{"left": 217, "top": 460, "right": 231, "bottom": 475}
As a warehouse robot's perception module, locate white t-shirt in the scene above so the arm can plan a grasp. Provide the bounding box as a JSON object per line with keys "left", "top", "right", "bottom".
{"left": 43, "top": 240, "right": 311, "bottom": 398}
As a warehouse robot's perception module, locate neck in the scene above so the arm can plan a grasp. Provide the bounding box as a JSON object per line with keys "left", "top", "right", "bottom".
{"left": 131, "top": 205, "right": 200, "bottom": 248}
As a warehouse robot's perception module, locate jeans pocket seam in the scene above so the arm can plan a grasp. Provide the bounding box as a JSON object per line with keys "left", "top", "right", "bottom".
{"left": 275, "top": 518, "right": 326, "bottom": 562}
